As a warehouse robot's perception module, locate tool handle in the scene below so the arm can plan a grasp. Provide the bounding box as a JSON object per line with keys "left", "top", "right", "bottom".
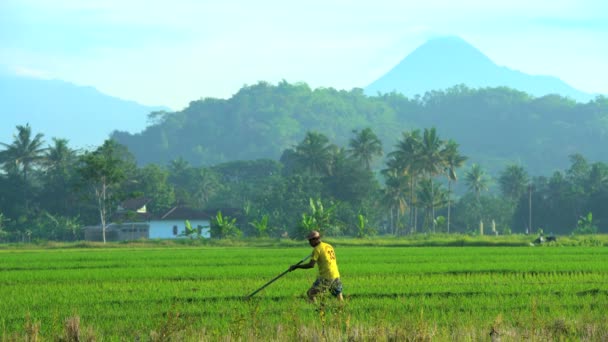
{"left": 245, "top": 254, "right": 311, "bottom": 299}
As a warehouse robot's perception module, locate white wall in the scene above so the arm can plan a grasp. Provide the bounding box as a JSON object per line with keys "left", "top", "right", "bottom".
{"left": 148, "top": 220, "right": 210, "bottom": 239}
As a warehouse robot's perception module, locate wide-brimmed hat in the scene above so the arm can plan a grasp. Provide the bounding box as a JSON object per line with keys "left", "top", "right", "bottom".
{"left": 307, "top": 230, "right": 321, "bottom": 240}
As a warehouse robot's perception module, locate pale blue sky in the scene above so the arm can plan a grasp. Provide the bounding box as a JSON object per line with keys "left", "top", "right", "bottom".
{"left": 1, "top": 0, "right": 607, "bottom": 110}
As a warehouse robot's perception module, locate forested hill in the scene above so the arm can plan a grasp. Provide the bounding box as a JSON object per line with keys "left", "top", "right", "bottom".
{"left": 111, "top": 81, "right": 608, "bottom": 176}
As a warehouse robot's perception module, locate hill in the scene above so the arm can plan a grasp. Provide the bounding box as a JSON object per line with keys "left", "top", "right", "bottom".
{"left": 365, "top": 36, "right": 595, "bottom": 102}
{"left": 112, "top": 81, "right": 608, "bottom": 177}
{"left": 0, "top": 73, "right": 165, "bottom": 149}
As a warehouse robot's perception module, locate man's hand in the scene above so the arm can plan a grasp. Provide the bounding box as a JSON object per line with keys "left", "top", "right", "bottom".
{"left": 288, "top": 265, "right": 297, "bottom": 272}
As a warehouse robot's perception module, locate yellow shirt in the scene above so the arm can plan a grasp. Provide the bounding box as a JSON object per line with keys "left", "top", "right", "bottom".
{"left": 311, "top": 241, "right": 340, "bottom": 280}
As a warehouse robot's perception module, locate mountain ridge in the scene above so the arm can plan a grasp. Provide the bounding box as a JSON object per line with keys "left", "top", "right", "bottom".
{"left": 365, "top": 36, "right": 595, "bottom": 102}
{"left": 0, "top": 74, "right": 166, "bottom": 149}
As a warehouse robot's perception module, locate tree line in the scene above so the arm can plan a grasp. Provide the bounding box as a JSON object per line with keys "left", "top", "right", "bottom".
{"left": 0, "top": 123, "right": 605, "bottom": 242}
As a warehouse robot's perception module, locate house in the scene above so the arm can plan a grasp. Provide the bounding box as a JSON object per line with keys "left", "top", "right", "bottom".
{"left": 83, "top": 200, "right": 212, "bottom": 241}
{"left": 149, "top": 206, "right": 211, "bottom": 239}
{"left": 83, "top": 223, "right": 149, "bottom": 241}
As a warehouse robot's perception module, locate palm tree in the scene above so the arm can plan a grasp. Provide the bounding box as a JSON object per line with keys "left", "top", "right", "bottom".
{"left": 442, "top": 140, "right": 467, "bottom": 233}
{"left": 44, "top": 138, "right": 75, "bottom": 175}
{"left": 168, "top": 157, "right": 193, "bottom": 205}
{"left": 465, "top": 164, "right": 490, "bottom": 200}
{"left": 380, "top": 169, "right": 409, "bottom": 235}
{"left": 193, "top": 167, "right": 221, "bottom": 208}
{"left": 294, "top": 131, "right": 335, "bottom": 177}
{"left": 0, "top": 124, "right": 47, "bottom": 183}
{"left": 42, "top": 138, "right": 78, "bottom": 215}
{"left": 498, "top": 164, "right": 529, "bottom": 202}
{"left": 168, "top": 157, "right": 191, "bottom": 185}
{"left": 348, "top": 127, "right": 383, "bottom": 171}
{"left": 387, "top": 130, "right": 423, "bottom": 232}
{"left": 0, "top": 124, "right": 47, "bottom": 211}
{"left": 416, "top": 128, "right": 447, "bottom": 232}
{"left": 465, "top": 164, "right": 490, "bottom": 226}
{"left": 586, "top": 162, "right": 608, "bottom": 193}
{"left": 416, "top": 179, "right": 448, "bottom": 233}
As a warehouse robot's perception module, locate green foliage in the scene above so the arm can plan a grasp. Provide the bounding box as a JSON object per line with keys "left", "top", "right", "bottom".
{"left": 249, "top": 214, "right": 270, "bottom": 238}
{"left": 348, "top": 127, "right": 383, "bottom": 171}
{"left": 292, "top": 131, "right": 335, "bottom": 177}
{"left": 110, "top": 82, "right": 608, "bottom": 180}
{"left": 210, "top": 211, "right": 241, "bottom": 239}
{"left": 182, "top": 220, "right": 197, "bottom": 238}
{"left": 354, "top": 213, "right": 376, "bottom": 238}
{"left": 499, "top": 164, "right": 529, "bottom": 202}
{"left": 135, "top": 164, "right": 175, "bottom": 215}
{"left": 464, "top": 164, "right": 491, "bottom": 199}
{"left": 4, "top": 93, "right": 608, "bottom": 242}
{"left": 452, "top": 193, "right": 514, "bottom": 234}
{"left": 0, "top": 212, "right": 8, "bottom": 241}
{"left": 76, "top": 140, "right": 137, "bottom": 243}
{"left": 0, "top": 124, "right": 46, "bottom": 181}
{"left": 434, "top": 215, "right": 447, "bottom": 233}
{"left": 33, "top": 212, "right": 82, "bottom": 241}
{"left": 296, "top": 198, "right": 339, "bottom": 239}
{"left": 573, "top": 212, "right": 598, "bottom": 235}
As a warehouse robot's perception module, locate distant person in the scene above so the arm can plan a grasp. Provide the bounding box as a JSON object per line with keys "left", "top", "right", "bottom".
{"left": 289, "top": 230, "right": 343, "bottom": 302}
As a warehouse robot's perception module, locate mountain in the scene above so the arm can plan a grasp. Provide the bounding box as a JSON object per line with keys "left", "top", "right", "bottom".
{"left": 0, "top": 74, "right": 166, "bottom": 150}
{"left": 365, "top": 36, "right": 595, "bottom": 102}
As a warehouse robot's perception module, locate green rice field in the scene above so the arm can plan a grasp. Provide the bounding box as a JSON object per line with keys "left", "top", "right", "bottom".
{"left": 1, "top": 244, "right": 607, "bottom": 341}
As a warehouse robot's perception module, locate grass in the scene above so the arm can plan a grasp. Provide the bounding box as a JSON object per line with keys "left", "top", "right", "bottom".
{"left": 1, "top": 233, "right": 607, "bottom": 250}
{"left": 1, "top": 238, "right": 607, "bottom": 340}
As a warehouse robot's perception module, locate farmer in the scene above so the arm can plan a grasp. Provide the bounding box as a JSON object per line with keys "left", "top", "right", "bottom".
{"left": 289, "top": 230, "right": 343, "bottom": 302}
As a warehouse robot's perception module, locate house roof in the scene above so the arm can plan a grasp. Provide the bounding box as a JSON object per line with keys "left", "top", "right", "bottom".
{"left": 159, "top": 206, "right": 212, "bottom": 220}
{"left": 119, "top": 197, "right": 151, "bottom": 211}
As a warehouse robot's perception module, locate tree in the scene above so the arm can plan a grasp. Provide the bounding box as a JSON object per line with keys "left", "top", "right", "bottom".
{"left": 387, "top": 130, "right": 423, "bottom": 232}
{"left": 442, "top": 140, "right": 467, "bottom": 233}
{"left": 348, "top": 127, "right": 383, "bottom": 171}
{"left": 192, "top": 167, "right": 222, "bottom": 208}
{"left": 0, "top": 212, "right": 8, "bottom": 242}
{"left": 586, "top": 162, "right": 608, "bottom": 194}
{"left": 380, "top": 169, "right": 409, "bottom": 235}
{"left": 573, "top": 212, "right": 598, "bottom": 235}
{"left": 210, "top": 211, "right": 241, "bottom": 239}
{"left": 0, "top": 124, "right": 46, "bottom": 181}
{"left": 249, "top": 214, "right": 270, "bottom": 237}
{"left": 40, "top": 138, "right": 80, "bottom": 217}
{"left": 566, "top": 153, "right": 589, "bottom": 192}
{"left": 167, "top": 157, "right": 195, "bottom": 205}
{"left": 76, "top": 140, "right": 136, "bottom": 243}
{"left": 465, "top": 164, "right": 490, "bottom": 200}
{"left": 354, "top": 213, "right": 376, "bottom": 238}
{"left": 293, "top": 132, "right": 335, "bottom": 177}
{"left": 452, "top": 193, "right": 513, "bottom": 234}
{"left": 416, "top": 128, "right": 447, "bottom": 232}
{"left": 0, "top": 124, "right": 47, "bottom": 211}
{"left": 498, "top": 165, "right": 529, "bottom": 202}
{"left": 296, "top": 198, "right": 339, "bottom": 238}
{"left": 136, "top": 164, "right": 175, "bottom": 215}
{"left": 465, "top": 164, "right": 491, "bottom": 227}
{"left": 257, "top": 174, "right": 323, "bottom": 237}
{"left": 322, "top": 148, "right": 379, "bottom": 206}
{"left": 416, "top": 178, "right": 448, "bottom": 233}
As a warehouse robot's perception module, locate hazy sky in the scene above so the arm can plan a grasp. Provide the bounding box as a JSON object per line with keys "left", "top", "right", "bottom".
{"left": 1, "top": 0, "right": 607, "bottom": 110}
